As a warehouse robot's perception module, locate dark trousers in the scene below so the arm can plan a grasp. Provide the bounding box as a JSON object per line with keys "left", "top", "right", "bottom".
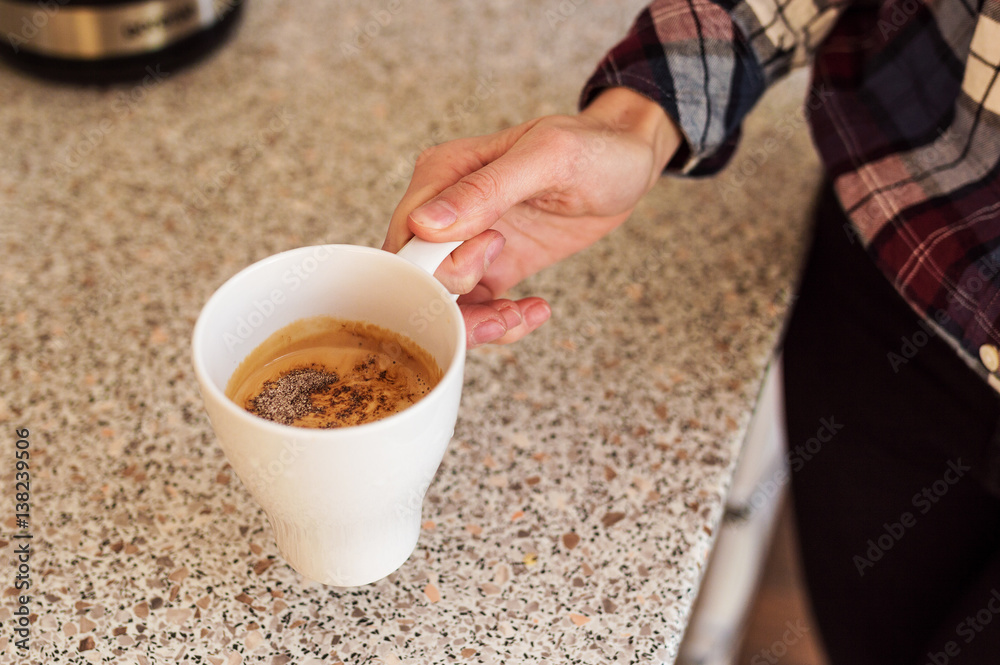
{"left": 780, "top": 183, "right": 1000, "bottom": 664}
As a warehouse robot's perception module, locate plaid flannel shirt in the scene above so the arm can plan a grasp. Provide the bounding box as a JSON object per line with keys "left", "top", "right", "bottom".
{"left": 582, "top": 0, "right": 1000, "bottom": 391}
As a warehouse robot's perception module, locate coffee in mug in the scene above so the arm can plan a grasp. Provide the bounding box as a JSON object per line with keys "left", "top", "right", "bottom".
{"left": 192, "top": 239, "right": 465, "bottom": 586}
{"left": 226, "top": 316, "right": 442, "bottom": 428}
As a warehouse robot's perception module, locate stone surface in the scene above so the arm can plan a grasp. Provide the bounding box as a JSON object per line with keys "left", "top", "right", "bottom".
{"left": 0, "top": 1, "right": 820, "bottom": 663}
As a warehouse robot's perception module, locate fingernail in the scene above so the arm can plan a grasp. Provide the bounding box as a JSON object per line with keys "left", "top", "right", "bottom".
{"left": 524, "top": 302, "right": 551, "bottom": 327}
{"left": 484, "top": 235, "right": 505, "bottom": 269}
{"left": 472, "top": 320, "right": 506, "bottom": 345}
{"left": 411, "top": 200, "right": 457, "bottom": 229}
{"left": 499, "top": 305, "right": 522, "bottom": 329}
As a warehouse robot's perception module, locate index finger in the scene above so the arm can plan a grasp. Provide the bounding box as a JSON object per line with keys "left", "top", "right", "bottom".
{"left": 382, "top": 118, "right": 544, "bottom": 253}
{"left": 382, "top": 138, "right": 491, "bottom": 252}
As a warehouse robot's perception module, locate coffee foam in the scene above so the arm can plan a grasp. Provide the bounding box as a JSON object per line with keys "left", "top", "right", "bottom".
{"left": 226, "top": 316, "right": 442, "bottom": 428}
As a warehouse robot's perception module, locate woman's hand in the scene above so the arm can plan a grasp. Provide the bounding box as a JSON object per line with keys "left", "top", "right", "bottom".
{"left": 382, "top": 87, "right": 683, "bottom": 347}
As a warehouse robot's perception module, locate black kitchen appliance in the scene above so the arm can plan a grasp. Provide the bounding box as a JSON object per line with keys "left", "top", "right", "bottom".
{"left": 0, "top": 0, "right": 243, "bottom": 83}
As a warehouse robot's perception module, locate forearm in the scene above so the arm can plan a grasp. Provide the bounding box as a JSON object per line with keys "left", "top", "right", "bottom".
{"left": 579, "top": 86, "right": 684, "bottom": 193}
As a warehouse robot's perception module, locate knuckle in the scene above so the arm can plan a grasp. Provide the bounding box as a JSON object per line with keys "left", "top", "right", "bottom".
{"left": 457, "top": 168, "right": 502, "bottom": 203}
{"left": 533, "top": 123, "right": 586, "bottom": 180}
{"left": 535, "top": 121, "right": 583, "bottom": 153}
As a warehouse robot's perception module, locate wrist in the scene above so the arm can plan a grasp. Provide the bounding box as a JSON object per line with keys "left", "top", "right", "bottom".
{"left": 580, "top": 87, "right": 683, "bottom": 189}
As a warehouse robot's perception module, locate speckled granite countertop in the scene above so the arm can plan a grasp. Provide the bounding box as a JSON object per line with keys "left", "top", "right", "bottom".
{"left": 0, "top": 1, "right": 821, "bottom": 663}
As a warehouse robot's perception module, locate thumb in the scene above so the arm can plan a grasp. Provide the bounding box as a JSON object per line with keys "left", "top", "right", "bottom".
{"left": 408, "top": 122, "right": 559, "bottom": 241}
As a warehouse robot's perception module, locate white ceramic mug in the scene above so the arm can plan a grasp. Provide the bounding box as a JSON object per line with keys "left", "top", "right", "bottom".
{"left": 192, "top": 239, "right": 464, "bottom": 586}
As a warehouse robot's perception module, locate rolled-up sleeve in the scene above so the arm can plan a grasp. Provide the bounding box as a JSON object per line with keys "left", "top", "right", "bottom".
{"left": 581, "top": 0, "right": 843, "bottom": 175}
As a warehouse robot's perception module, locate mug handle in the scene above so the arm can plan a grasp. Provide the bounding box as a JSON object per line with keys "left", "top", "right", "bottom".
{"left": 395, "top": 237, "right": 463, "bottom": 302}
